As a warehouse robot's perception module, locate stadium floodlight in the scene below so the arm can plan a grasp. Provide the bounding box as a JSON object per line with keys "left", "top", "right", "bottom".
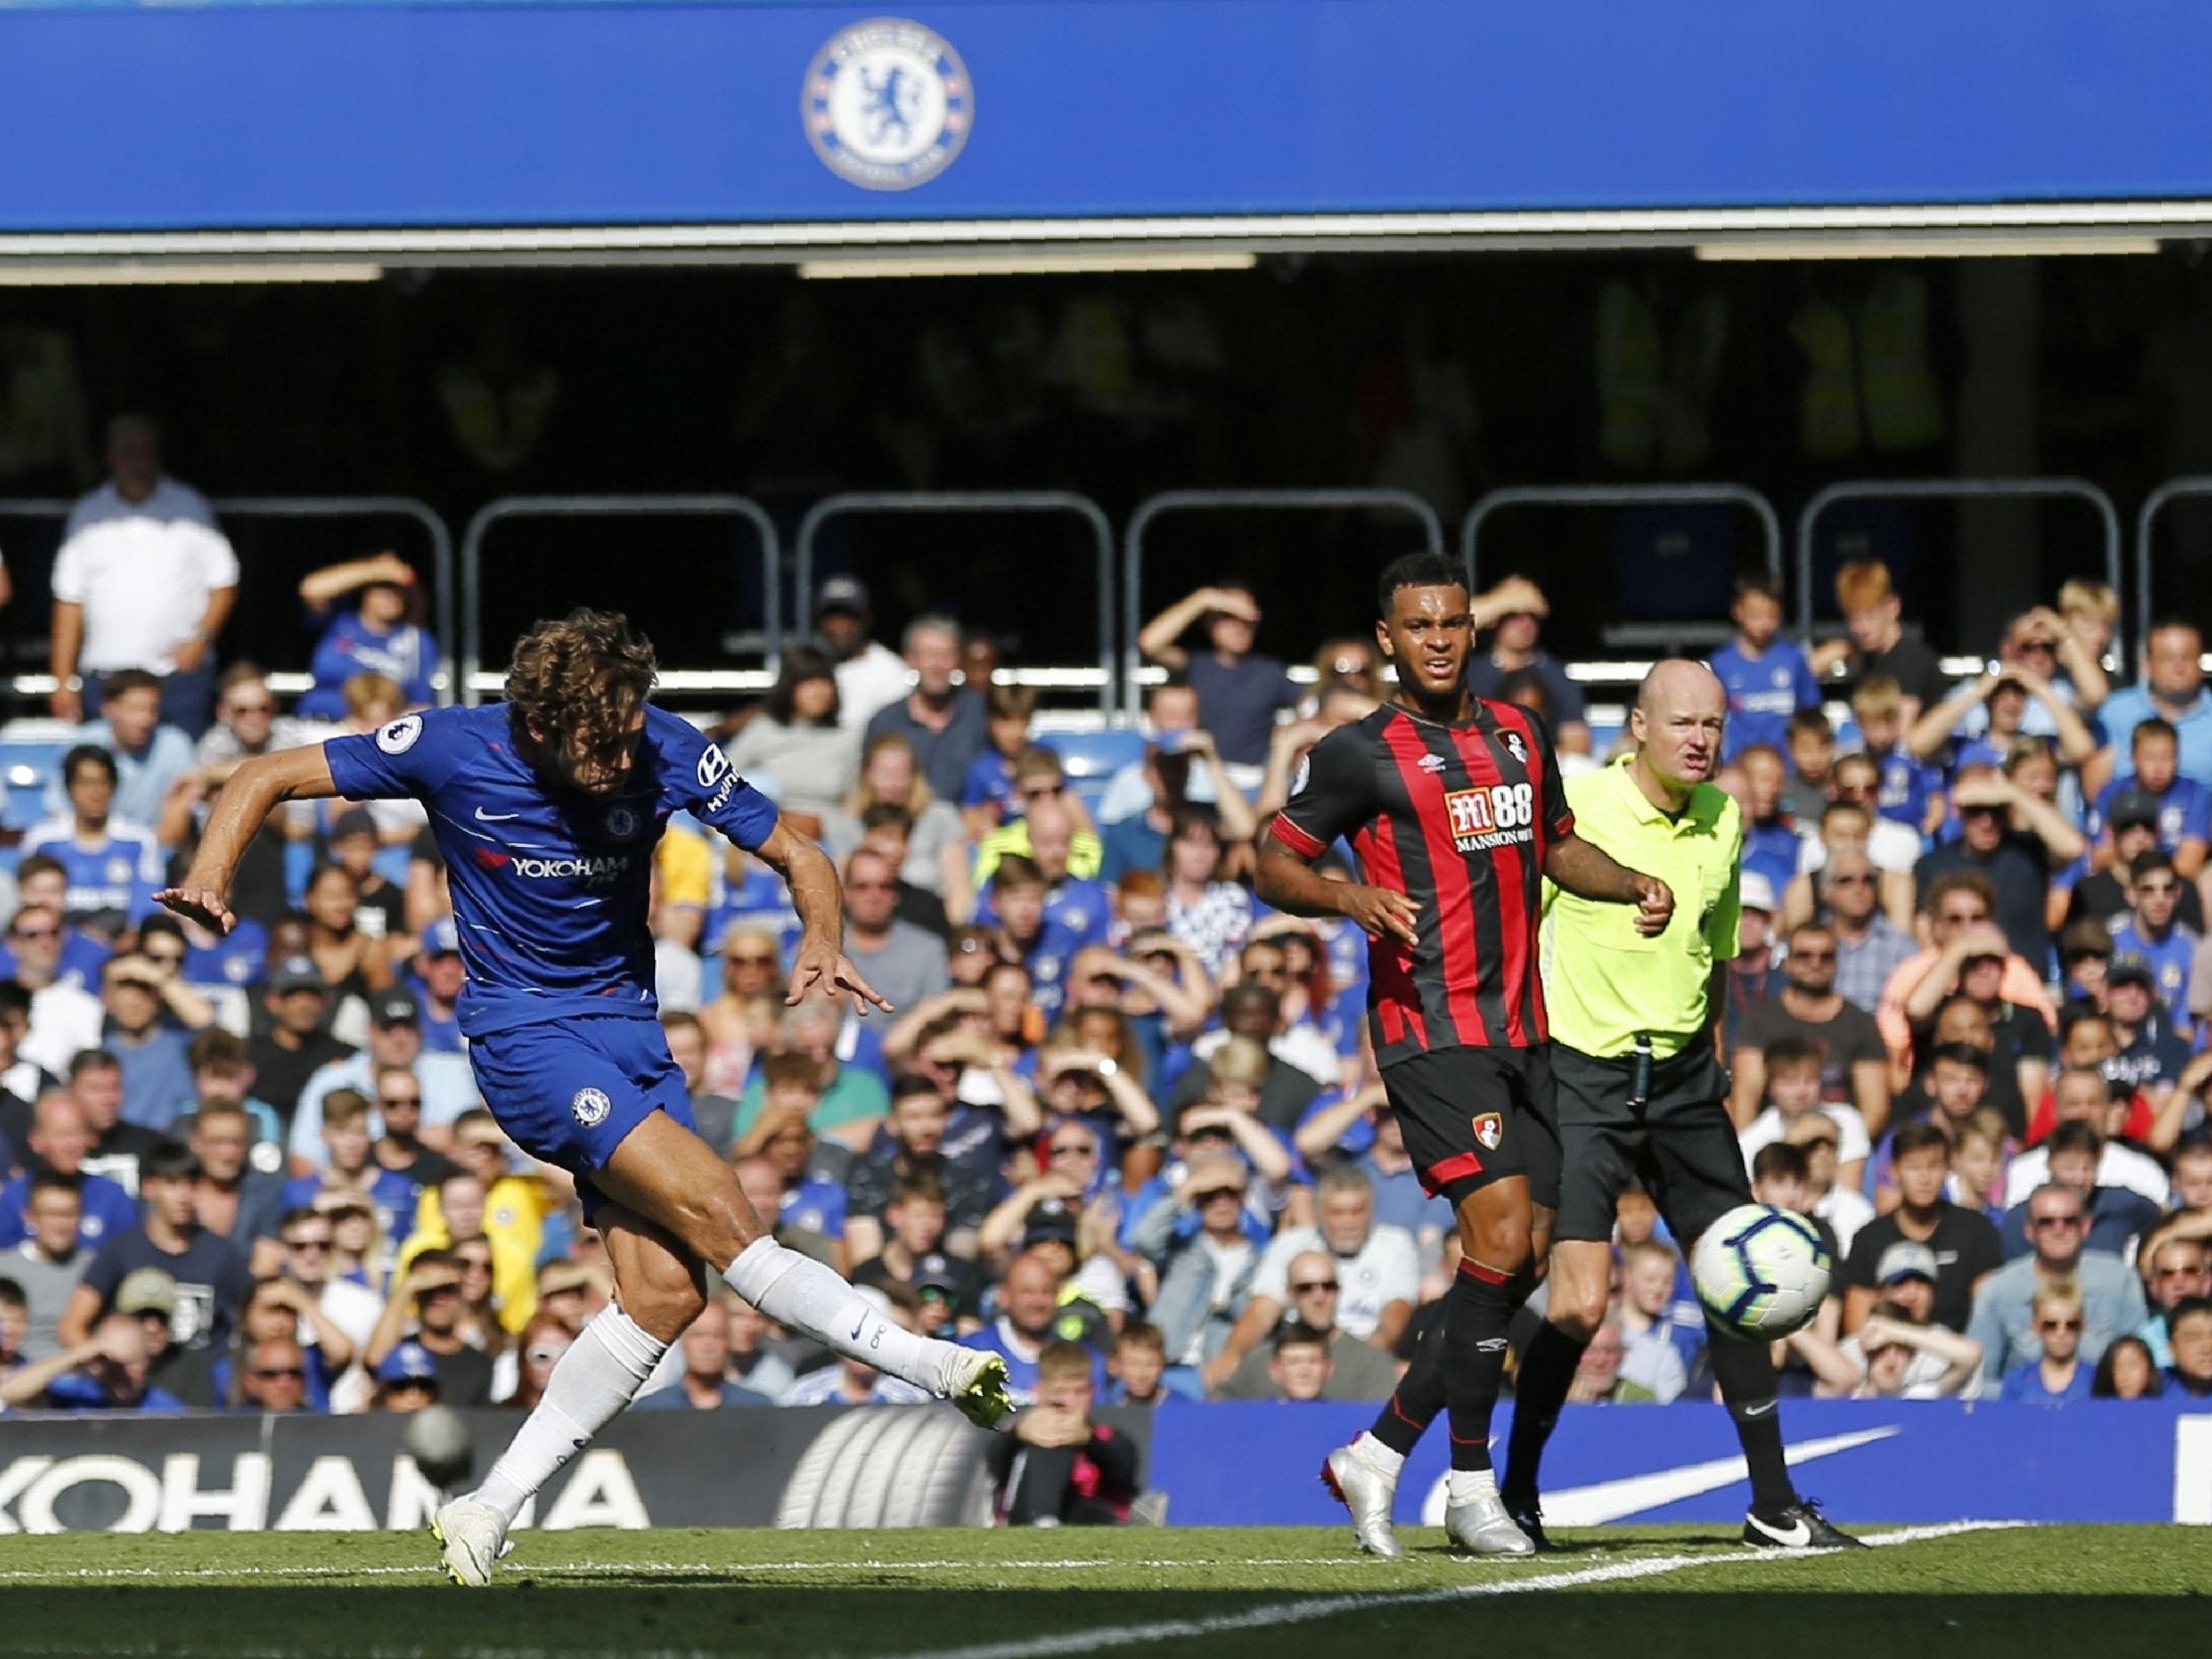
{"left": 1693, "top": 237, "right": 2159, "bottom": 262}
{"left": 0, "top": 263, "right": 383, "bottom": 286}
{"left": 797, "top": 251, "right": 1258, "bottom": 280}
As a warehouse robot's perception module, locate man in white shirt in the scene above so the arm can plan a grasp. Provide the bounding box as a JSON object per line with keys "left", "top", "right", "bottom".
{"left": 814, "top": 577, "right": 910, "bottom": 732}
{"left": 2002, "top": 1065, "right": 2171, "bottom": 1208}
{"left": 50, "top": 414, "right": 236, "bottom": 737}
{"left": 1206, "top": 1165, "right": 1418, "bottom": 1390}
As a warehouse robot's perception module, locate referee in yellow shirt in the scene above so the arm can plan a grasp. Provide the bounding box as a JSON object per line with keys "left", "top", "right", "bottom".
{"left": 1498, "top": 661, "right": 1863, "bottom": 1552}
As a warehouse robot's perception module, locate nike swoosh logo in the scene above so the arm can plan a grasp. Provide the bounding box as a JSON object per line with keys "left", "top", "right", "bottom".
{"left": 850, "top": 1313, "right": 868, "bottom": 1342}
{"left": 1746, "top": 1512, "right": 1814, "bottom": 1547}
{"left": 1742, "top": 1399, "right": 1777, "bottom": 1418}
{"left": 1421, "top": 1426, "right": 1900, "bottom": 1528}
{"left": 474, "top": 808, "right": 521, "bottom": 821}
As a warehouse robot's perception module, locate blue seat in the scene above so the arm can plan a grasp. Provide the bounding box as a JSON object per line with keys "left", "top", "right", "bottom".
{"left": 0, "top": 741, "right": 68, "bottom": 832}
{"left": 1039, "top": 727, "right": 1148, "bottom": 782}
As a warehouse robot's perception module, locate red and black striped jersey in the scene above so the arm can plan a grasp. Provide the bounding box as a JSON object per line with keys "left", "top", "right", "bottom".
{"left": 1268, "top": 698, "right": 1573, "bottom": 1067}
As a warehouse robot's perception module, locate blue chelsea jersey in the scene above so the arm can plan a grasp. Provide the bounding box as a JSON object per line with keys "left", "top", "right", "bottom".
{"left": 324, "top": 704, "right": 779, "bottom": 1038}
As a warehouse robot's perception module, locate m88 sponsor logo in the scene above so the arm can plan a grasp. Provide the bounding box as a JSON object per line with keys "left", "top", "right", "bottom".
{"left": 1444, "top": 783, "right": 1534, "bottom": 851}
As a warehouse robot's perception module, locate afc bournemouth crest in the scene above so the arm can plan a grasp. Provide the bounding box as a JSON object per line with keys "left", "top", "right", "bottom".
{"left": 1470, "top": 1112, "right": 1503, "bottom": 1151}
{"left": 805, "top": 19, "right": 973, "bottom": 191}
{"left": 1502, "top": 730, "right": 1527, "bottom": 764}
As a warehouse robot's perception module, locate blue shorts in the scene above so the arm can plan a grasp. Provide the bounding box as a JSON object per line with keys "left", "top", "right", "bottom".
{"left": 468, "top": 1014, "right": 697, "bottom": 1221}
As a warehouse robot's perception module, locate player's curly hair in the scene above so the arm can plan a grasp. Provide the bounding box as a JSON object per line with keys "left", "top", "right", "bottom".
{"left": 505, "top": 608, "right": 659, "bottom": 751}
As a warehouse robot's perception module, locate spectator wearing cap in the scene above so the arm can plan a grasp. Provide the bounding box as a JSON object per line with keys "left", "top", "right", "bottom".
{"left": 1137, "top": 581, "right": 1301, "bottom": 777}
{"left": 0, "top": 1095, "right": 137, "bottom": 1251}
{"left": 1913, "top": 763, "right": 2084, "bottom": 972}
{"left": 853, "top": 1175, "right": 984, "bottom": 1334}
{"left": 2004, "top": 1066, "right": 2170, "bottom": 1208}
{"left": 1719, "top": 871, "right": 1782, "bottom": 1050}
{"left": 407, "top": 917, "right": 466, "bottom": 1055}
{"left": 61, "top": 1140, "right": 251, "bottom": 1353}
{"left": 1814, "top": 1255, "right": 1984, "bottom": 1398}
{"left": 0, "top": 1308, "right": 187, "bottom": 1413}
{"left": 296, "top": 550, "right": 440, "bottom": 721}
{"left": 2095, "top": 620, "right": 2212, "bottom": 788}
{"left": 22, "top": 744, "right": 164, "bottom": 933}
{"left": 1842, "top": 1121, "right": 2003, "bottom": 1335}
{"left": 1968, "top": 1180, "right": 2146, "bottom": 1383}
{"left": 1461, "top": 576, "right": 1592, "bottom": 753}
{"left": 364, "top": 1247, "right": 494, "bottom": 1406}
{"left": 288, "top": 987, "right": 479, "bottom": 1168}
{"left": 8, "top": 1171, "right": 91, "bottom": 1357}
{"left": 723, "top": 645, "right": 861, "bottom": 824}
{"left": 2065, "top": 788, "right": 2208, "bottom": 934}
{"left": 111, "top": 1263, "right": 218, "bottom": 1404}
{"left": 49, "top": 414, "right": 235, "bottom": 736}
{"left": 247, "top": 955, "right": 355, "bottom": 1125}
{"left": 813, "top": 576, "right": 910, "bottom": 732}
{"left": 372, "top": 1338, "right": 441, "bottom": 1411}
{"left": 1213, "top": 1248, "right": 1397, "bottom": 1401}
{"left": 2108, "top": 851, "right": 2199, "bottom": 1036}
{"left": 978, "top": 1191, "right": 1123, "bottom": 1347}
{"left": 863, "top": 614, "right": 990, "bottom": 807}
{"left": 2091, "top": 717, "right": 2210, "bottom": 874}
{"left": 633, "top": 1300, "right": 774, "bottom": 1410}
{"left": 958, "top": 1250, "right": 1107, "bottom": 1404}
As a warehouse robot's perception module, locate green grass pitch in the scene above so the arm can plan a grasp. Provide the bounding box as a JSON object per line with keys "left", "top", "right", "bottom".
{"left": 0, "top": 1523, "right": 2204, "bottom": 1659}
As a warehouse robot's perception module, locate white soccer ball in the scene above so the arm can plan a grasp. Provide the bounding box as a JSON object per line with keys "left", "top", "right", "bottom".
{"left": 404, "top": 1402, "right": 475, "bottom": 1484}
{"left": 1689, "top": 1203, "right": 1834, "bottom": 1341}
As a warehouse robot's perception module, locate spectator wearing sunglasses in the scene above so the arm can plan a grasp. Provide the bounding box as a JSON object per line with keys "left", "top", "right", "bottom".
{"left": 1967, "top": 1181, "right": 2146, "bottom": 1385}
{"left": 1212, "top": 1249, "right": 1396, "bottom": 1400}
{"left": 1998, "top": 1281, "right": 2093, "bottom": 1401}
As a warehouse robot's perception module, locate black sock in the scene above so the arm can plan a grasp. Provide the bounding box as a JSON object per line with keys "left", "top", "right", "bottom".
{"left": 1369, "top": 1303, "right": 1447, "bottom": 1458}
{"left": 1444, "top": 1261, "right": 1519, "bottom": 1473}
{"left": 1500, "top": 1318, "right": 1587, "bottom": 1504}
{"left": 1705, "top": 1326, "right": 1796, "bottom": 1514}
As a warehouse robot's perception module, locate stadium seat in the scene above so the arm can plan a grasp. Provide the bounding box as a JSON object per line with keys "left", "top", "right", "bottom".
{"left": 0, "top": 739, "right": 68, "bottom": 830}
{"left": 1038, "top": 726, "right": 1148, "bottom": 820}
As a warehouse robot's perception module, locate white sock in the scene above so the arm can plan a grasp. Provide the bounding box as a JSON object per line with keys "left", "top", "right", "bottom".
{"left": 472, "top": 1305, "right": 666, "bottom": 1526}
{"left": 723, "top": 1236, "right": 951, "bottom": 1394}
{"left": 1352, "top": 1432, "right": 1406, "bottom": 1478}
{"left": 1446, "top": 1468, "right": 1499, "bottom": 1506}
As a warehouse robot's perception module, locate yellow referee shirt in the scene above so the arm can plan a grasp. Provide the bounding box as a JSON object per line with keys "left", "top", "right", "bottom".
{"left": 1541, "top": 754, "right": 1743, "bottom": 1060}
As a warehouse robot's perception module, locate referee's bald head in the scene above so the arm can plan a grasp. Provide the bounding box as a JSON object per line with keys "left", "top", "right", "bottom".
{"left": 1635, "top": 659, "right": 1725, "bottom": 720}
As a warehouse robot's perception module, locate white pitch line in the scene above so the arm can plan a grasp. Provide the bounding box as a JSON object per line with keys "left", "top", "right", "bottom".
{"left": 884, "top": 1522, "right": 2030, "bottom": 1659}
{"left": 0, "top": 1555, "right": 1388, "bottom": 1586}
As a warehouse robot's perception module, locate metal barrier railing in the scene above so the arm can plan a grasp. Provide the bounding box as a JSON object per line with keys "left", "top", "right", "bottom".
{"left": 460, "top": 496, "right": 778, "bottom": 707}
{"left": 1461, "top": 484, "right": 1783, "bottom": 618}
{"left": 0, "top": 495, "right": 455, "bottom": 704}
{"left": 1797, "top": 478, "right": 2124, "bottom": 661}
{"left": 1122, "top": 489, "right": 1442, "bottom": 717}
{"left": 794, "top": 492, "right": 1117, "bottom": 717}
{"left": 2135, "top": 477, "right": 2212, "bottom": 658}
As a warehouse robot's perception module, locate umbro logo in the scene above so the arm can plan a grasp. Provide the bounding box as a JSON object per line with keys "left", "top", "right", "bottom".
{"left": 1418, "top": 753, "right": 1447, "bottom": 773}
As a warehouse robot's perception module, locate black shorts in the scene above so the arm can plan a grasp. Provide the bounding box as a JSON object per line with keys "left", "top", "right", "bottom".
{"left": 1382, "top": 1044, "right": 1560, "bottom": 1211}
{"left": 1551, "top": 1039, "right": 1750, "bottom": 1247}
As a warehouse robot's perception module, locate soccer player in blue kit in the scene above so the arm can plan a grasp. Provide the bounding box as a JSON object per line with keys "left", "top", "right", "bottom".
{"left": 157, "top": 610, "right": 1012, "bottom": 1585}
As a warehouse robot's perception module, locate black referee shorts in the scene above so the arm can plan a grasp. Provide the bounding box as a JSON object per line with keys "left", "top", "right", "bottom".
{"left": 1551, "top": 1039, "right": 1750, "bottom": 1247}
{"left": 1382, "top": 1044, "right": 1561, "bottom": 1212}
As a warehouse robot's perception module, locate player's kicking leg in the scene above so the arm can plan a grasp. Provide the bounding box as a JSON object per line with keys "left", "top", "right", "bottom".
{"left": 436, "top": 1202, "right": 700, "bottom": 1585}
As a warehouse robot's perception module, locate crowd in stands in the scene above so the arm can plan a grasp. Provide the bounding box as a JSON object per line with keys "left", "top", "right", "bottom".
{"left": 1, "top": 420, "right": 2209, "bottom": 1447}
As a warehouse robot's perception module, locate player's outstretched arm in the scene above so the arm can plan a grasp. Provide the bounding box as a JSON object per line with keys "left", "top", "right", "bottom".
{"left": 1543, "top": 834, "right": 1673, "bottom": 936}
{"left": 754, "top": 818, "right": 891, "bottom": 1014}
{"left": 156, "top": 744, "right": 341, "bottom": 936}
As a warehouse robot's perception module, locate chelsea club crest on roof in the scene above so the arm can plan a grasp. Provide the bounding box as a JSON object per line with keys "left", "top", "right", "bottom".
{"left": 804, "top": 18, "right": 973, "bottom": 191}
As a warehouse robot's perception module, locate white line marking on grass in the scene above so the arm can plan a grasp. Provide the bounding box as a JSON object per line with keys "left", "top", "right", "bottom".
{"left": 884, "top": 1522, "right": 2031, "bottom": 1659}
{"left": 0, "top": 1555, "right": 1401, "bottom": 1586}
